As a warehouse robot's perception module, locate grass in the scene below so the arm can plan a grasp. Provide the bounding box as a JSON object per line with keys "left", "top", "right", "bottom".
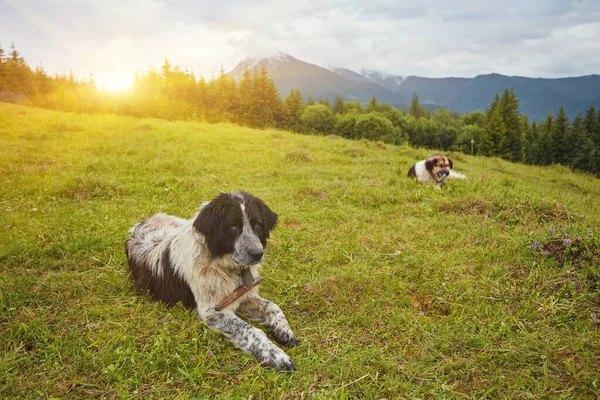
{"left": 1, "top": 102, "right": 599, "bottom": 399}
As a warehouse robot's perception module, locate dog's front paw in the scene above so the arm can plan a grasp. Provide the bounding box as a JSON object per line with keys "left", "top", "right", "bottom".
{"left": 263, "top": 350, "right": 296, "bottom": 372}
{"left": 259, "top": 348, "right": 295, "bottom": 372}
{"left": 273, "top": 329, "right": 300, "bottom": 347}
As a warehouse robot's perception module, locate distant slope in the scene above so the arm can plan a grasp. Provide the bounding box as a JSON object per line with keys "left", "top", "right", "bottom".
{"left": 230, "top": 53, "right": 600, "bottom": 120}
{"left": 228, "top": 53, "right": 409, "bottom": 105}
{"left": 362, "top": 71, "right": 600, "bottom": 120}
{"left": 393, "top": 76, "right": 471, "bottom": 105}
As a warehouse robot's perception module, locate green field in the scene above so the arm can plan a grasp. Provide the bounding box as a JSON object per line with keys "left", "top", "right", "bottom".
{"left": 1, "top": 102, "right": 599, "bottom": 399}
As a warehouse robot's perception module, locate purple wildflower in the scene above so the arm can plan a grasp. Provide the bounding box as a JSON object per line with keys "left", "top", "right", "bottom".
{"left": 544, "top": 250, "right": 549, "bottom": 256}
{"left": 569, "top": 223, "right": 574, "bottom": 227}
{"left": 590, "top": 231, "right": 594, "bottom": 238}
{"left": 549, "top": 227, "right": 555, "bottom": 233}
{"left": 565, "top": 233, "right": 571, "bottom": 238}
{"left": 208, "top": 351, "right": 213, "bottom": 356}
{"left": 564, "top": 239, "right": 572, "bottom": 245}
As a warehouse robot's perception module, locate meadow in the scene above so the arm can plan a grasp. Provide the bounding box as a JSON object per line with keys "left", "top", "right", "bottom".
{"left": 1, "top": 102, "right": 599, "bottom": 399}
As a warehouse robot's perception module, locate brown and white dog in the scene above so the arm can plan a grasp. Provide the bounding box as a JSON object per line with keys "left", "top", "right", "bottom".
{"left": 125, "top": 191, "right": 299, "bottom": 371}
{"left": 407, "top": 154, "right": 466, "bottom": 188}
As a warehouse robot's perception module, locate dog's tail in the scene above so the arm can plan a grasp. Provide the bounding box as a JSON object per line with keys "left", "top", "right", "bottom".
{"left": 449, "top": 170, "right": 467, "bottom": 180}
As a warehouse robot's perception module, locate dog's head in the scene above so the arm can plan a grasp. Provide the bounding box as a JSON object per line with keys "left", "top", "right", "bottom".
{"left": 424, "top": 154, "right": 453, "bottom": 182}
{"left": 193, "top": 191, "right": 278, "bottom": 265}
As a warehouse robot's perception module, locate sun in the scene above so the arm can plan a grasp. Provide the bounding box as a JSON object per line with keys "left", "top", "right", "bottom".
{"left": 97, "top": 76, "right": 132, "bottom": 92}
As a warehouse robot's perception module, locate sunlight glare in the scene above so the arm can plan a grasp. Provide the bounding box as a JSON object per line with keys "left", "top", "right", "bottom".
{"left": 97, "top": 76, "right": 133, "bottom": 92}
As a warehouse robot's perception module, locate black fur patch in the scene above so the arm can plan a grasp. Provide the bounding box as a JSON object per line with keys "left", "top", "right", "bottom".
{"left": 407, "top": 164, "right": 417, "bottom": 178}
{"left": 193, "top": 193, "right": 242, "bottom": 259}
{"left": 125, "top": 239, "right": 196, "bottom": 308}
{"left": 425, "top": 158, "right": 435, "bottom": 172}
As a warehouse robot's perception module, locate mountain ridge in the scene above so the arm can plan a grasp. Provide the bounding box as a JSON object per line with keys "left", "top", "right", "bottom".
{"left": 228, "top": 52, "right": 600, "bottom": 120}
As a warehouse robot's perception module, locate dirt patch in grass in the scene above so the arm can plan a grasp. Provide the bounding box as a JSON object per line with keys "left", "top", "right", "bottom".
{"left": 285, "top": 149, "right": 311, "bottom": 163}
{"left": 54, "top": 122, "right": 83, "bottom": 132}
{"left": 567, "top": 183, "right": 589, "bottom": 194}
{"left": 496, "top": 199, "right": 570, "bottom": 225}
{"left": 297, "top": 188, "right": 327, "bottom": 199}
{"left": 440, "top": 199, "right": 495, "bottom": 216}
{"left": 442, "top": 199, "right": 573, "bottom": 227}
{"left": 410, "top": 292, "right": 453, "bottom": 316}
{"left": 58, "top": 177, "right": 129, "bottom": 200}
{"left": 283, "top": 220, "right": 303, "bottom": 230}
{"left": 540, "top": 238, "right": 600, "bottom": 290}
{"left": 136, "top": 123, "right": 154, "bottom": 131}
{"left": 344, "top": 148, "right": 366, "bottom": 158}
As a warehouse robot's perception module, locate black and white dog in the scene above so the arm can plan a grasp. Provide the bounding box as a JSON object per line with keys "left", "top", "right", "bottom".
{"left": 125, "top": 191, "right": 299, "bottom": 371}
{"left": 407, "top": 154, "right": 466, "bottom": 189}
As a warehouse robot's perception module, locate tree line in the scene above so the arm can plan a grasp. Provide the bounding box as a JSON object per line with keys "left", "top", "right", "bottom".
{"left": 1, "top": 43, "right": 599, "bottom": 176}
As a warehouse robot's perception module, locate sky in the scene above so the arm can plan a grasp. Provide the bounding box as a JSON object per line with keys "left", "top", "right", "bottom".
{"left": 1, "top": 0, "right": 599, "bottom": 90}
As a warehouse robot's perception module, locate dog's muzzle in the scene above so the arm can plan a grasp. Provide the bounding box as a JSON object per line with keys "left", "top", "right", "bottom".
{"left": 233, "top": 231, "right": 265, "bottom": 266}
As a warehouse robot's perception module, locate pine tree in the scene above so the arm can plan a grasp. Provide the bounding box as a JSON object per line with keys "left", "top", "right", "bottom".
{"left": 9, "top": 43, "right": 24, "bottom": 63}
{"left": 524, "top": 121, "right": 538, "bottom": 164}
{"left": 583, "top": 104, "right": 598, "bottom": 137}
{"left": 551, "top": 106, "right": 569, "bottom": 164}
{"left": 251, "top": 65, "right": 283, "bottom": 128}
{"left": 480, "top": 104, "right": 506, "bottom": 157}
{"left": 499, "top": 87, "right": 522, "bottom": 161}
{"left": 285, "top": 89, "right": 304, "bottom": 132}
{"left": 333, "top": 95, "right": 345, "bottom": 115}
{"left": 214, "top": 65, "right": 234, "bottom": 119}
{"left": 318, "top": 97, "right": 331, "bottom": 109}
{"left": 534, "top": 114, "right": 554, "bottom": 165}
{"left": 366, "top": 97, "right": 379, "bottom": 113}
{"left": 569, "top": 115, "right": 588, "bottom": 169}
{"left": 409, "top": 93, "right": 424, "bottom": 119}
{"left": 307, "top": 95, "right": 315, "bottom": 106}
{"left": 0, "top": 43, "right": 5, "bottom": 91}
{"left": 237, "top": 67, "right": 254, "bottom": 126}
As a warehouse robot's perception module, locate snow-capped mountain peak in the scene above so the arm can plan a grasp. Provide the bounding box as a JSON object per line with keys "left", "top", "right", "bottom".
{"left": 240, "top": 52, "right": 295, "bottom": 69}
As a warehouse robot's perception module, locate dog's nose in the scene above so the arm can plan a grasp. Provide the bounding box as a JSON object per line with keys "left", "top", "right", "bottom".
{"left": 248, "top": 248, "right": 264, "bottom": 261}
{"left": 439, "top": 170, "right": 450, "bottom": 177}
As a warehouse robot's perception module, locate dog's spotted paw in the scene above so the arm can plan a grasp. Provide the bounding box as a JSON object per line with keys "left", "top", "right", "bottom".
{"left": 267, "top": 352, "right": 295, "bottom": 372}
{"left": 273, "top": 329, "right": 300, "bottom": 347}
{"left": 259, "top": 348, "right": 295, "bottom": 372}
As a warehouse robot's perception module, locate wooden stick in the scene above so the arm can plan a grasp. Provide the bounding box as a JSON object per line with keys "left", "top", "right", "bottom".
{"left": 214, "top": 276, "right": 264, "bottom": 312}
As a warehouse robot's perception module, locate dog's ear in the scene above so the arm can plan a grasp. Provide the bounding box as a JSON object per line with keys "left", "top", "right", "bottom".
{"left": 262, "top": 202, "right": 278, "bottom": 233}
{"left": 193, "top": 200, "right": 225, "bottom": 258}
{"left": 448, "top": 158, "right": 453, "bottom": 169}
{"left": 425, "top": 158, "right": 435, "bottom": 172}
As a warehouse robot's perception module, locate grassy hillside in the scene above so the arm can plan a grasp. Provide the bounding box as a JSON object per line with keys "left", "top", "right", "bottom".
{"left": 1, "top": 102, "right": 599, "bottom": 399}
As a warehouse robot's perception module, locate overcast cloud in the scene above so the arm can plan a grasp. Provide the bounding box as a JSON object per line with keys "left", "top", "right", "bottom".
{"left": 1, "top": 0, "right": 599, "bottom": 88}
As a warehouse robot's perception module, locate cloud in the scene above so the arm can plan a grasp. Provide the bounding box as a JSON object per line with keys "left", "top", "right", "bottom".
{"left": 1, "top": 0, "right": 599, "bottom": 81}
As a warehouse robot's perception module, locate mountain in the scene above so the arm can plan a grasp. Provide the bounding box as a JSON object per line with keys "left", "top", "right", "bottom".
{"left": 330, "top": 68, "right": 372, "bottom": 84}
{"left": 229, "top": 53, "right": 600, "bottom": 120}
{"left": 228, "top": 53, "right": 408, "bottom": 105}
{"left": 357, "top": 71, "right": 599, "bottom": 121}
